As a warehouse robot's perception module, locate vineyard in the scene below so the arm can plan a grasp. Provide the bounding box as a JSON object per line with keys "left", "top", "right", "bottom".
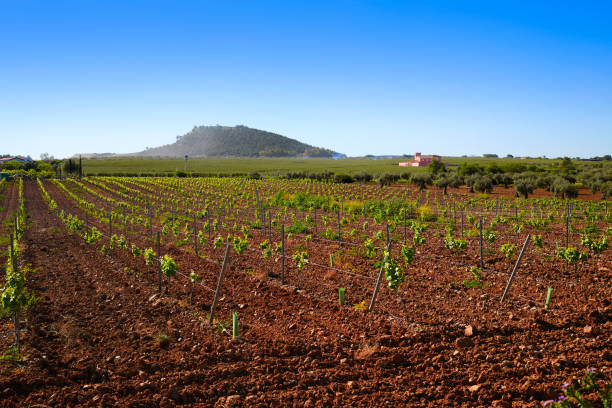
{"left": 1, "top": 176, "right": 611, "bottom": 407}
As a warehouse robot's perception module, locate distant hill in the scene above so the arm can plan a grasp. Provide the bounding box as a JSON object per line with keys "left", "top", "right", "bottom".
{"left": 133, "top": 125, "right": 337, "bottom": 158}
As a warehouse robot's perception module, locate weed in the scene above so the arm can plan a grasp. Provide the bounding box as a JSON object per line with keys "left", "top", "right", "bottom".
{"left": 155, "top": 332, "right": 174, "bottom": 349}
{"left": 0, "top": 347, "right": 22, "bottom": 363}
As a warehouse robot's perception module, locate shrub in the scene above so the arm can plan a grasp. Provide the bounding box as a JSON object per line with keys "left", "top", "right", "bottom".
{"left": 500, "top": 243, "right": 517, "bottom": 259}
{"left": 463, "top": 266, "right": 485, "bottom": 289}
{"left": 400, "top": 244, "right": 415, "bottom": 265}
{"left": 143, "top": 248, "right": 155, "bottom": 265}
{"left": 85, "top": 227, "right": 102, "bottom": 244}
{"left": 213, "top": 236, "right": 224, "bottom": 248}
{"left": 293, "top": 251, "right": 309, "bottom": 270}
{"left": 556, "top": 246, "right": 587, "bottom": 264}
{"left": 131, "top": 244, "right": 141, "bottom": 258}
{"left": 287, "top": 219, "right": 309, "bottom": 234}
{"left": 364, "top": 239, "right": 375, "bottom": 258}
{"left": 334, "top": 173, "right": 355, "bottom": 183}
{"left": 354, "top": 172, "right": 373, "bottom": 183}
{"left": 118, "top": 235, "right": 128, "bottom": 250}
{"left": 383, "top": 252, "right": 404, "bottom": 290}
{"left": 533, "top": 234, "right": 543, "bottom": 248}
{"left": 445, "top": 234, "right": 467, "bottom": 251}
{"left": 109, "top": 234, "right": 118, "bottom": 250}
{"left": 484, "top": 230, "right": 497, "bottom": 243}
{"left": 413, "top": 231, "right": 426, "bottom": 245}
{"left": 233, "top": 236, "right": 249, "bottom": 255}
{"left": 160, "top": 255, "right": 178, "bottom": 277}
{"left": 581, "top": 234, "right": 608, "bottom": 254}
{"left": 542, "top": 368, "right": 611, "bottom": 407}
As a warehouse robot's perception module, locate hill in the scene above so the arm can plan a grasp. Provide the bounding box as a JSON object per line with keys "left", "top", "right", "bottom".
{"left": 133, "top": 125, "right": 337, "bottom": 158}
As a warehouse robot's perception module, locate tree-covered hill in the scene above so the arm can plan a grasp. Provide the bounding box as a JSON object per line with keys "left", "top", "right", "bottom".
{"left": 134, "top": 125, "right": 337, "bottom": 158}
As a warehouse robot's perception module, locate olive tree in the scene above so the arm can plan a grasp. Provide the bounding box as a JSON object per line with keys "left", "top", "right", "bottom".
{"left": 411, "top": 173, "right": 432, "bottom": 191}
{"left": 435, "top": 174, "right": 462, "bottom": 195}
{"left": 550, "top": 177, "right": 578, "bottom": 199}
{"left": 514, "top": 174, "right": 536, "bottom": 199}
{"left": 473, "top": 175, "right": 493, "bottom": 194}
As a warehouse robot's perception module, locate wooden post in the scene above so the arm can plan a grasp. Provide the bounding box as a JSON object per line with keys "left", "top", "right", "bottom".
{"left": 386, "top": 222, "right": 390, "bottom": 248}
{"left": 515, "top": 205, "right": 518, "bottom": 222}
{"left": 403, "top": 209, "right": 407, "bottom": 241}
{"left": 209, "top": 244, "right": 231, "bottom": 324}
{"left": 109, "top": 213, "right": 113, "bottom": 255}
{"left": 460, "top": 210, "right": 464, "bottom": 238}
{"left": 268, "top": 212, "right": 272, "bottom": 244}
{"left": 254, "top": 182, "right": 264, "bottom": 225}
{"left": 281, "top": 225, "right": 285, "bottom": 285}
{"left": 500, "top": 234, "right": 530, "bottom": 302}
{"left": 368, "top": 250, "right": 388, "bottom": 312}
{"left": 314, "top": 208, "right": 317, "bottom": 235}
{"left": 193, "top": 213, "right": 198, "bottom": 256}
{"left": 208, "top": 214, "right": 212, "bottom": 240}
{"left": 565, "top": 203, "right": 570, "bottom": 248}
{"left": 9, "top": 233, "right": 14, "bottom": 272}
{"left": 479, "top": 218, "right": 484, "bottom": 268}
{"left": 337, "top": 209, "right": 341, "bottom": 245}
{"left": 156, "top": 232, "right": 162, "bottom": 293}
{"left": 79, "top": 210, "right": 87, "bottom": 237}
{"left": 262, "top": 211, "right": 266, "bottom": 236}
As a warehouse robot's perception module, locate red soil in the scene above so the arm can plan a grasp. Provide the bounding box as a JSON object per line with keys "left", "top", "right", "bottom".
{"left": 0, "top": 180, "right": 610, "bottom": 407}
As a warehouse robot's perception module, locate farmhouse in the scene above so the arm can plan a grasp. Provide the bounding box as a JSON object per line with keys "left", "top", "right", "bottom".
{"left": 0, "top": 156, "right": 33, "bottom": 164}
{"left": 399, "top": 152, "right": 442, "bottom": 167}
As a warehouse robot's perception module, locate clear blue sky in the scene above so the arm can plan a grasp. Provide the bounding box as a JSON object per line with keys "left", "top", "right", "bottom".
{"left": 1, "top": 1, "right": 611, "bottom": 159}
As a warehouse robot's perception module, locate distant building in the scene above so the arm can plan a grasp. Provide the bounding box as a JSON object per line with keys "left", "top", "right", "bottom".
{"left": 398, "top": 152, "right": 442, "bottom": 167}
{"left": 0, "top": 156, "right": 33, "bottom": 164}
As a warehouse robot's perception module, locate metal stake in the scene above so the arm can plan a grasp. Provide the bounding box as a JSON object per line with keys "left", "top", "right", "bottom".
{"left": 209, "top": 244, "right": 231, "bottom": 324}
{"left": 500, "top": 234, "right": 531, "bottom": 302}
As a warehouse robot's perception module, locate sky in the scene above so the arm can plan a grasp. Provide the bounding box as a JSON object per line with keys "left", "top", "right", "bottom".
{"left": 1, "top": 0, "right": 611, "bottom": 159}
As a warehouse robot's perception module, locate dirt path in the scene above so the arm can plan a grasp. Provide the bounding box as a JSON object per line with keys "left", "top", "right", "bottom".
{"left": 0, "top": 180, "right": 19, "bottom": 268}
{"left": 0, "top": 180, "right": 19, "bottom": 237}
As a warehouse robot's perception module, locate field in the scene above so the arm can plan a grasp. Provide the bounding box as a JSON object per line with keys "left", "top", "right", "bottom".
{"left": 81, "top": 156, "right": 573, "bottom": 177}
{"left": 1, "top": 176, "right": 611, "bottom": 407}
